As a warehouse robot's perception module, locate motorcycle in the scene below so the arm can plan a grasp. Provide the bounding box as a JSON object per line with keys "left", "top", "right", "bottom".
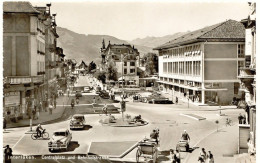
{"left": 31, "top": 129, "right": 49, "bottom": 140}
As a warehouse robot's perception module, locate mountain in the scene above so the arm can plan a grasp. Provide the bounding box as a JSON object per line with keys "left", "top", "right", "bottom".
{"left": 56, "top": 27, "right": 156, "bottom": 64}
{"left": 129, "top": 32, "right": 189, "bottom": 48}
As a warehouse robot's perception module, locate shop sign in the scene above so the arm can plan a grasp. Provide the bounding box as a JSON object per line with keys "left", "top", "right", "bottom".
{"left": 4, "top": 92, "right": 20, "bottom": 106}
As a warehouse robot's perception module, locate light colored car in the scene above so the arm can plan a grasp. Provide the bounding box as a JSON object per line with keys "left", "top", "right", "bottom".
{"left": 83, "top": 86, "right": 91, "bottom": 93}
{"left": 70, "top": 114, "right": 86, "bottom": 129}
{"left": 48, "top": 129, "right": 72, "bottom": 152}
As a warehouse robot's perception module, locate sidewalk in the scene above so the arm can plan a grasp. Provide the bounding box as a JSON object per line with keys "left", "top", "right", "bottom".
{"left": 6, "top": 96, "right": 71, "bottom": 128}
{"left": 183, "top": 124, "right": 239, "bottom": 163}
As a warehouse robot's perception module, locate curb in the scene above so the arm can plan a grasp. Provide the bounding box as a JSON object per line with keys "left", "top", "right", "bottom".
{"left": 180, "top": 113, "right": 206, "bottom": 121}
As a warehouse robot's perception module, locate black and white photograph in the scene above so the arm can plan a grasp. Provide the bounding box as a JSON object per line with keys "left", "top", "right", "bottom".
{"left": 1, "top": 0, "right": 257, "bottom": 163}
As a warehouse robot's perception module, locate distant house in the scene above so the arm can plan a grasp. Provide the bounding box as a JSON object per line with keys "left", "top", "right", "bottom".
{"left": 154, "top": 19, "right": 245, "bottom": 105}
{"left": 101, "top": 40, "right": 140, "bottom": 87}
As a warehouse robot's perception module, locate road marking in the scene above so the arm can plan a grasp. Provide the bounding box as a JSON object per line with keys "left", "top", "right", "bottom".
{"left": 57, "top": 104, "right": 93, "bottom": 107}
{"left": 11, "top": 133, "right": 26, "bottom": 149}
{"left": 68, "top": 159, "right": 75, "bottom": 163}
{"left": 54, "top": 159, "right": 61, "bottom": 163}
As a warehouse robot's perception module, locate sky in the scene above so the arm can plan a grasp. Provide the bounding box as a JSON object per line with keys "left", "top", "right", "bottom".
{"left": 30, "top": 1, "right": 250, "bottom": 40}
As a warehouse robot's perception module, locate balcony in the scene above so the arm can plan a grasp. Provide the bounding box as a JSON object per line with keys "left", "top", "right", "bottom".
{"left": 238, "top": 68, "right": 255, "bottom": 80}
{"left": 6, "top": 76, "right": 44, "bottom": 85}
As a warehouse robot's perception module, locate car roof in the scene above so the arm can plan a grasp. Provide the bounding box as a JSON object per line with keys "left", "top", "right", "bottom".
{"left": 54, "top": 128, "right": 68, "bottom": 132}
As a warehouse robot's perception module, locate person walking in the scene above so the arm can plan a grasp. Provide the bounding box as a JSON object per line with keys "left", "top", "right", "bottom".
{"left": 4, "top": 145, "right": 12, "bottom": 163}
{"left": 102, "top": 104, "right": 108, "bottom": 116}
{"left": 207, "top": 151, "right": 214, "bottom": 163}
{"left": 199, "top": 148, "right": 207, "bottom": 162}
{"left": 36, "top": 108, "right": 40, "bottom": 120}
{"left": 170, "top": 149, "right": 177, "bottom": 163}
{"left": 49, "top": 104, "right": 53, "bottom": 115}
{"left": 54, "top": 100, "right": 57, "bottom": 109}
{"left": 3, "top": 117, "right": 7, "bottom": 131}
{"left": 175, "top": 97, "right": 178, "bottom": 104}
{"left": 93, "top": 97, "right": 96, "bottom": 104}
{"left": 175, "top": 149, "right": 181, "bottom": 163}
{"left": 32, "top": 109, "right": 36, "bottom": 120}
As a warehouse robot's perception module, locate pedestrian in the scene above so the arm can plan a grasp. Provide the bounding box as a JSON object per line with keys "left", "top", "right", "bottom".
{"left": 3, "top": 117, "right": 7, "bottom": 131}
{"left": 54, "top": 100, "right": 57, "bottom": 109}
{"left": 199, "top": 148, "right": 207, "bottom": 162}
{"left": 36, "top": 108, "right": 40, "bottom": 120}
{"left": 32, "top": 109, "right": 36, "bottom": 120}
{"left": 175, "top": 97, "right": 178, "bottom": 104}
{"left": 4, "top": 145, "right": 12, "bottom": 163}
{"left": 207, "top": 151, "right": 214, "bottom": 163}
{"left": 170, "top": 149, "right": 177, "bottom": 163}
{"left": 238, "top": 113, "right": 243, "bottom": 124}
{"left": 39, "top": 101, "right": 43, "bottom": 112}
{"left": 93, "top": 97, "right": 96, "bottom": 104}
{"left": 243, "top": 114, "right": 247, "bottom": 124}
{"left": 175, "top": 149, "right": 181, "bottom": 163}
{"left": 102, "top": 104, "right": 108, "bottom": 116}
{"left": 49, "top": 104, "right": 53, "bottom": 115}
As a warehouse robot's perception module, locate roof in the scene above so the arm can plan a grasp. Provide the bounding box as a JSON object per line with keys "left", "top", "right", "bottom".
{"left": 104, "top": 43, "right": 139, "bottom": 54}
{"left": 154, "top": 20, "right": 245, "bottom": 50}
{"left": 3, "top": 2, "right": 40, "bottom": 14}
{"left": 73, "top": 114, "right": 84, "bottom": 117}
{"left": 54, "top": 128, "right": 68, "bottom": 132}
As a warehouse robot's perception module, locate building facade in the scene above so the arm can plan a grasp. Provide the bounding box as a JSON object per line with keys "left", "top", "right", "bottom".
{"left": 101, "top": 40, "right": 140, "bottom": 86}
{"left": 3, "top": 2, "right": 64, "bottom": 122}
{"left": 154, "top": 20, "right": 245, "bottom": 105}
{"left": 238, "top": 2, "right": 256, "bottom": 154}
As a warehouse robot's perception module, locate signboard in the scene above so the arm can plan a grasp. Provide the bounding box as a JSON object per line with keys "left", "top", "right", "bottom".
{"left": 4, "top": 92, "right": 20, "bottom": 106}
{"left": 10, "top": 77, "right": 31, "bottom": 84}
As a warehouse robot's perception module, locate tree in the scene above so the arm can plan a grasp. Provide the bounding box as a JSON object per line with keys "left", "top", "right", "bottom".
{"left": 106, "top": 61, "right": 118, "bottom": 81}
{"left": 142, "top": 53, "right": 158, "bottom": 76}
{"left": 94, "top": 71, "right": 106, "bottom": 84}
{"left": 88, "top": 61, "right": 97, "bottom": 72}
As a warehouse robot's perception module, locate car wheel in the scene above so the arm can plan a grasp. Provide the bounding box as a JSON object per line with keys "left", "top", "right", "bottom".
{"left": 49, "top": 149, "right": 52, "bottom": 152}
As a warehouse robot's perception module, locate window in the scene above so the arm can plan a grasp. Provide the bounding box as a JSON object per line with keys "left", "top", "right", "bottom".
{"left": 130, "top": 62, "right": 135, "bottom": 66}
{"left": 130, "top": 69, "right": 135, "bottom": 73}
{"left": 238, "top": 44, "right": 245, "bottom": 58}
{"left": 238, "top": 61, "right": 244, "bottom": 75}
{"left": 124, "top": 62, "right": 127, "bottom": 66}
{"left": 124, "top": 68, "right": 127, "bottom": 74}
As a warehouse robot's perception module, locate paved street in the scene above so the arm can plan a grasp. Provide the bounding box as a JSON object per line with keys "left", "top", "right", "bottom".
{"left": 4, "top": 75, "right": 246, "bottom": 163}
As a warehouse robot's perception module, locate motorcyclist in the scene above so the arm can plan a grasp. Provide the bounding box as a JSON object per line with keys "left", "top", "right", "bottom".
{"left": 181, "top": 130, "right": 190, "bottom": 142}
{"left": 36, "top": 124, "right": 43, "bottom": 137}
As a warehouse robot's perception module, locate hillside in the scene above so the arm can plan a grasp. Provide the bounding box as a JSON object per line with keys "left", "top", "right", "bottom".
{"left": 56, "top": 27, "right": 155, "bottom": 64}
{"left": 129, "top": 32, "right": 189, "bottom": 48}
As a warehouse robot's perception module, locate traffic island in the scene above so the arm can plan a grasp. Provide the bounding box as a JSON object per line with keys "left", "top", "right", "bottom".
{"left": 99, "top": 114, "right": 149, "bottom": 127}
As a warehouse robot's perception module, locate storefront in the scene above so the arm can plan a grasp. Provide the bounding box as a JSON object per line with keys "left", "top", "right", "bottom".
{"left": 4, "top": 91, "right": 22, "bottom": 122}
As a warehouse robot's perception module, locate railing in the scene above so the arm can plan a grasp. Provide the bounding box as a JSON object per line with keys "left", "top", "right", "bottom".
{"left": 6, "top": 76, "right": 44, "bottom": 84}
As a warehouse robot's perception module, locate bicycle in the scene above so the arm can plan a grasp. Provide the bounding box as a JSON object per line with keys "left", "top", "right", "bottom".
{"left": 31, "top": 129, "right": 49, "bottom": 140}
{"left": 225, "top": 118, "right": 232, "bottom": 126}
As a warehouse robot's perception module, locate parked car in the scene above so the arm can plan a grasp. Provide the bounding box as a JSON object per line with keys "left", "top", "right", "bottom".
{"left": 48, "top": 129, "right": 72, "bottom": 152}
{"left": 83, "top": 86, "right": 91, "bottom": 93}
{"left": 141, "top": 92, "right": 173, "bottom": 104}
{"left": 99, "top": 90, "right": 110, "bottom": 99}
{"left": 70, "top": 114, "right": 86, "bottom": 130}
{"left": 95, "top": 86, "right": 102, "bottom": 94}
{"left": 76, "top": 91, "right": 82, "bottom": 98}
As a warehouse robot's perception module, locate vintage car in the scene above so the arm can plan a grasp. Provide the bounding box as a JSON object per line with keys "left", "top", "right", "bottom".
{"left": 99, "top": 90, "right": 110, "bottom": 99}
{"left": 141, "top": 92, "right": 173, "bottom": 104}
{"left": 70, "top": 114, "right": 86, "bottom": 129}
{"left": 83, "top": 86, "right": 91, "bottom": 93}
{"left": 48, "top": 129, "right": 72, "bottom": 152}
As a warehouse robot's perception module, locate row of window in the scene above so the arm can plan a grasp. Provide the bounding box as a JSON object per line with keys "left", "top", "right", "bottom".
{"left": 37, "top": 61, "right": 45, "bottom": 73}
{"left": 161, "top": 44, "right": 201, "bottom": 58}
{"left": 163, "top": 61, "right": 201, "bottom": 76}
{"left": 124, "top": 68, "right": 135, "bottom": 74}
{"left": 111, "top": 54, "right": 137, "bottom": 61}
{"left": 124, "top": 62, "right": 135, "bottom": 66}
{"left": 37, "top": 40, "right": 45, "bottom": 54}
{"left": 160, "top": 77, "right": 202, "bottom": 88}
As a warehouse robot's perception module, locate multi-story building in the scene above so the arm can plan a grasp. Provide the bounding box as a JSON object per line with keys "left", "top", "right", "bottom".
{"left": 3, "top": 2, "right": 63, "bottom": 122}
{"left": 3, "top": 2, "right": 47, "bottom": 121}
{"left": 238, "top": 2, "right": 256, "bottom": 154}
{"left": 101, "top": 40, "right": 140, "bottom": 86}
{"left": 154, "top": 20, "right": 245, "bottom": 105}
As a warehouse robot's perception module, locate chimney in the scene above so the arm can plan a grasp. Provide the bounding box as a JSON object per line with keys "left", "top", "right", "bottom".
{"left": 46, "top": 3, "right": 51, "bottom": 15}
